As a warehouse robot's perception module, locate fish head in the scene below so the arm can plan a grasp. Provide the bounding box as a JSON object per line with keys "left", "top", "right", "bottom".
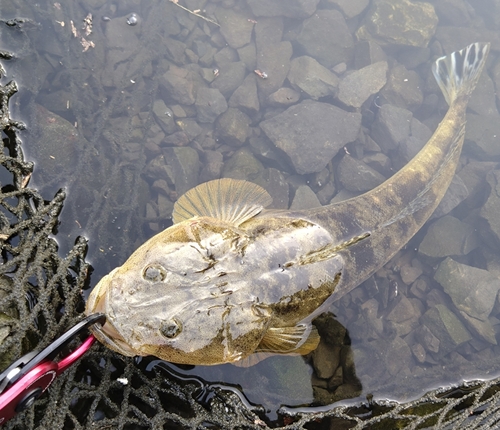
{"left": 86, "top": 216, "right": 272, "bottom": 365}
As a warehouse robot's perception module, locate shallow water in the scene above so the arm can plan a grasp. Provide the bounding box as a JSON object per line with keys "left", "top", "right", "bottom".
{"left": 2, "top": 0, "right": 500, "bottom": 423}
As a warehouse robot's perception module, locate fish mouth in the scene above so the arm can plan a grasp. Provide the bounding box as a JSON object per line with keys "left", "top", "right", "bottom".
{"left": 90, "top": 318, "right": 137, "bottom": 357}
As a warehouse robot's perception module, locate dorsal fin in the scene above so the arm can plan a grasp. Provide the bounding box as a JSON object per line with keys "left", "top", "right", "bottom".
{"left": 172, "top": 178, "right": 272, "bottom": 225}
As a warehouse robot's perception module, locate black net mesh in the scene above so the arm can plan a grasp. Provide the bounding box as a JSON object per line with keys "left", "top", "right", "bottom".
{"left": 3, "top": 0, "right": 500, "bottom": 429}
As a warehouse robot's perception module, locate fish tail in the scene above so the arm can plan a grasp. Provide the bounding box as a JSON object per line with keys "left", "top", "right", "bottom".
{"left": 432, "top": 42, "right": 490, "bottom": 106}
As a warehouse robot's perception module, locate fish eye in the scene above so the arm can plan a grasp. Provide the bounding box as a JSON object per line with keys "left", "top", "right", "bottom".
{"left": 159, "top": 318, "right": 182, "bottom": 339}
{"left": 143, "top": 264, "right": 167, "bottom": 282}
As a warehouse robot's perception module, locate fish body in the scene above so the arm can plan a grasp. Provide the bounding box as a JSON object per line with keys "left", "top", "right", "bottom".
{"left": 86, "top": 42, "right": 490, "bottom": 365}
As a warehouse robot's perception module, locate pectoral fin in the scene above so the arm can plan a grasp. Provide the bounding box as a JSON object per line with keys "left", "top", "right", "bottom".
{"left": 172, "top": 178, "right": 273, "bottom": 225}
{"left": 257, "top": 324, "right": 320, "bottom": 355}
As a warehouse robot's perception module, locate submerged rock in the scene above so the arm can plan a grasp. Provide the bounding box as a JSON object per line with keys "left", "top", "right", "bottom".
{"left": 247, "top": 0, "right": 320, "bottom": 18}
{"left": 465, "top": 114, "right": 500, "bottom": 158}
{"left": 337, "top": 61, "right": 388, "bottom": 108}
{"left": 418, "top": 216, "right": 479, "bottom": 258}
{"left": 356, "top": 0, "right": 438, "bottom": 47}
{"left": 290, "top": 185, "right": 322, "bottom": 210}
{"left": 371, "top": 104, "right": 412, "bottom": 151}
{"left": 479, "top": 171, "right": 500, "bottom": 248}
{"left": 296, "top": 10, "right": 354, "bottom": 68}
{"left": 434, "top": 257, "right": 500, "bottom": 322}
{"left": 216, "top": 108, "right": 252, "bottom": 147}
{"left": 195, "top": 87, "right": 228, "bottom": 123}
{"left": 288, "top": 56, "right": 339, "bottom": 100}
{"left": 215, "top": 7, "right": 254, "bottom": 49}
{"left": 260, "top": 100, "right": 361, "bottom": 175}
{"left": 337, "top": 155, "right": 386, "bottom": 193}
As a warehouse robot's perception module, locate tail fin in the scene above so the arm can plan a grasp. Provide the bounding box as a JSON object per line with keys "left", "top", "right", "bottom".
{"left": 432, "top": 42, "right": 490, "bottom": 106}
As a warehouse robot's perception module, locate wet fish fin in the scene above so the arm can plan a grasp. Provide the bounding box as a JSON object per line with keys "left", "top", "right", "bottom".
{"left": 432, "top": 42, "right": 490, "bottom": 106}
{"left": 256, "top": 324, "right": 320, "bottom": 355}
{"left": 172, "top": 178, "right": 273, "bottom": 225}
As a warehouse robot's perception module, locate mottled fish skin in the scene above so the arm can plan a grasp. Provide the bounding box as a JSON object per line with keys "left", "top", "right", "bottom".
{"left": 86, "top": 43, "right": 490, "bottom": 365}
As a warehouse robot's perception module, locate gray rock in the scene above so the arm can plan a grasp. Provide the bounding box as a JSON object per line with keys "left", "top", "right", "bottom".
{"left": 237, "top": 44, "right": 257, "bottom": 70}
{"left": 163, "top": 131, "right": 189, "bottom": 147}
{"left": 356, "top": 0, "right": 438, "bottom": 47}
{"left": 432, "top": 175, "right": 469, "bottom": 218}
{"left": 200, "top": 150, "right": 224, "bottom": 183}
{"left": 411, "top": 342, "right": 426, "bottom": 363}
{"left": 465, "top": 114, "right": 500, "bottom": 158}
{"left": 252, "top": 168, "right": 289, "bottom": 209}
{"left": 215, "top": 7, "right": 254, "bottom": 49}
{"left": 176, "top": 119, "right": 203, "bottom": 140}
{"left": 479, "top": 171, "right": 500, "bottom": 248}
{"left": 247, "top": 0, "right": 320, "bottom": 18}
{"left": 163, "top": 147, "right": 200, "bottom": 196}
{"left": 371, "top": 104, "right": 412, "bottom": 151}
{"left": 152, "top": 99, "right": 176, "bottom": 134}
{"left": 255, "top": 42, "right": 293, "bottom": 97}
{"left": 30, "top": 104, "right": 80, "bottom": 183}
{"left": 159, "top": 69, "right": 196, "bottom": 105}
{"left": 354, "top": 40, "right": 387, "bottom": 69}
{"left": 397, "top": 46, "right": 431, "bottom": 70}
{"left": 195, "top": 87, "right": 228, "bottom": 123}
{"left": 337, "top": 61, "right": 388, "bottom": 108}
{"left": 222, "top": 148, "right": 265, "bottom": 180}
{"left": 260, "top": 100, "right": 361, "bottom": 175}
{"left": 400, "top": 264, "right": 422, "bottom": 285}
{"left": 414, "top": 324, "right": 440, "bottom": 354}
{"left": 248, "top": 137, "right": 291, "bottom": 171}
{"left": 468, "top": 69, "right": 498, "bottom": 117}
{"left": 398, "top": 117, "right": 433, "bottom": 162}
{"left": 211, "top": 61, "right": 247, "bottom": 97}
{"left": 296, "top": 10, "right": 354, "bottom": 68}
{"left": 433, "top": 0, "right": 471, "bottom": 26}
{"left": 338, "top": 155, "right": 386, "bottom": 193}
{"left": 420, "top": 304, "right": 472, "bottom": 357}
{"left": 324, "top": 0, "right": 370, "bottom": 18}
{"left": 379, "top": 64, "right": 423, "bottom": 112}
{"left": 434, "top": 257, "right": 500, "bottom": 321}
{"left": 418, "top": 216, "right": 479, "bottom": 258}
{"left": 288, "top": 56, "right": 339, "bottom": 100}
{"left": 216, "top": 108, "right": 252, "bottom": 147}
{"left": 267, "top": 87, "right": 301, "bottom": 106}
{"left": 290, "top": 185, "right": 322, "bottom": 210}
{"left": 228, "top": 75, "right": 260, "bottom": 115}
{"left": 384, "top": 336, "right": 412, "bottom": 376}
{"left": 459, "top": 311, "right": 497, "bottom": 345}
{"left": 387, "top": 295, "right": 418, "bottom": 323}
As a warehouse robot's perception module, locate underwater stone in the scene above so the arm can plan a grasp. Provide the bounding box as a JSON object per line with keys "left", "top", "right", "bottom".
{"left": 338, "top": 155, "right": 385, "bottom": 193}
{"left": 267, "top": 87, "right": 300, "bottom": 106}
{"left": 247, "top": 0, "right": 320, "bottom": 18}
{"left": 260, "top": 100, "right": 361, "bottom": 175}
{"left": 228, "top": 75, "right": 260, "bottom": 115}
{"left": 290, "top": 185, "right": 322, "bottom": 210}
{"left": 210, "top": 61, "right": 247, "bottom": 97}
{"left": 479, "top": 171, "right": 500, "bottom": 248}
{"left": 379, "top": 64, "right": 423, "bottom": 112}
{"left": 159, "top": 69, "right": 196, "bottom": 105}
{"left": 195, "top": 87, "right": 228, "bottom": 123}
{"left": 418, "top": 216, "right": 478, "bottom": 258}
{"left": 287, "top": 56, "right": 339, "bottom": 100}
{"left": 324, "top": 0, "right": 369, "bottom": 19}
{"left": 434, "top": 257, "right": 500, "bottom": 322}
{"left": 255, "top": 41, "right": 293, "bottom": 97}
{"left": 163, "top": 147, "right": 200, "bottom": 196}
{"left": 296, "top": 10, "right": 354, "bottom": 68}
{"left": 337, "top": 61, "right": 388, "bottom": 108}
{"left": 371, "top": 104, "right": 412, "bottom": 151}
{"left": 215, "top": 7, "right": 254, "bottom": 49}
{"left": 216, "top": 108, "right": 252, "bottom": 147}
{"left": 356, "top": 0, "right": 438, "bottom": 47}
{"left": 222, "top": 148, "right": 265, "bottom": 180}
{"left": 464, "top": 114, "right": 500, "bottom": 158}
{"left": 420, "top": 305, "right": 471, "bottom": 357}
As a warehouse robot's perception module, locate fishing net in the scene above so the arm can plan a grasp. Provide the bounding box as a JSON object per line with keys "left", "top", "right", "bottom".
{"left": 3, "top": 0, "right": 500, "bottom": 428}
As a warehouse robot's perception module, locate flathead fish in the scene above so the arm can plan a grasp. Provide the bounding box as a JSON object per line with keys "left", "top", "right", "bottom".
{"left": 86, "top": 42, "right": 490, "bottom": 365}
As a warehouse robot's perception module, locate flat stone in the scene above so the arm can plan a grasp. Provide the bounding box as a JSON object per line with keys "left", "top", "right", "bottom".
{"left": 387, "top": 295, "right": 416, "bottom": 323}
{"left": 195, "top": 87, "right": 228, "bottom": 123}
{"left": 434, "top": 257, "right": 500, "bottom": 321}
{"left": 400, "top": 264, "right": 422, "bottom": 285}
{"left": 288, "top": 56, "right": 339, "bottom": 100}
{"left": 384, "top": 336, "right": 412, "bottom": 376}
{"left": 222, "top": 148, "right": 265, "bottom": 180}
{"left": 354, "top": 40, "right": 387, "bottom": 69}
{"left": 418, "top": 215, "right": 479, "bottom": 258}
{"left": 464, "top": 114, "right": 500, "bottom": 158}
{"left": 420, "top": 304, "right": 472, "bottom": 357}
{"left": 228, "top": 75, "right": 259, "bottom": 115}
{"left": 338, "top": 155, "right": 385, "bottom": 193}
{"left": 371, "top": 104, "right": 412, "bottom": 151}
{"left": 159, "top": 70, "right": 196, "bottom": 105}
{"left": 216, "top": 108, "right": 252, "bottom": 147}
{"left": 199, "top": 150, "right": 223, "bottom": 183}
{"left": 432, "top": 175, "right": 469, "bottom": 218}
{"left": 247, "top": 0, "right": 320, "bottom": 18}
{"left": 338, "top": 61, "right": 388, "bottom": 108}
{"left": 152, "top": 99, "right": 176, "bottom": 134}
{"left": 414, "top": 324, "right": 440, "bottom": 354}
{"left": 379, "top": 64, "right": 423, "bottom": 112}
{"left": 290, "top": 185, "right": 322, "bottom": 210}
{"left": 260, "top": 100, "right": 361, "bottom": 175}
{"left": 459, "top": 311, "right": 497, "bottom": 345}
{"left": 267, "top": 87, "right": 301, "bottom": 106}
{"left": 255, "top": 42, "right": 293, "bottom": 97}
{"left": 468, "top": 68, "right": 499, "bottom": 117}
{"left": 162, "top": 147, "right": 200, "bottom": 196}
{"left": 324, "top": 0, "right": 370, "bottom": 19}
{"left": 411, "top": 343, "right": 426, "bottom": 363}
{"left": 312, "top": 340, "right": 342, "bottom": 379}
{"left": 479, "top": 171, "right": 500, "bottom": 248}
{"left": 356, "top": 0, "right": 438, "bottom": 47}
{"left": 215, "top": 7, "right": 254, "bottom": 49}
{"left": 296, "top": 10, "right": 354, "bottom": 68}
{"left": 252, "top": 168, "right": 289, "bottom": 209}
{"left": 211, "top": 61, "right": 247, "bottom": 97}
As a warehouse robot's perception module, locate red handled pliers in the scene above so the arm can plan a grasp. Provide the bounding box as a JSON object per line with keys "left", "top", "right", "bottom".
{"left": 0, "top": 313, "right": 106, "bottom": 426}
